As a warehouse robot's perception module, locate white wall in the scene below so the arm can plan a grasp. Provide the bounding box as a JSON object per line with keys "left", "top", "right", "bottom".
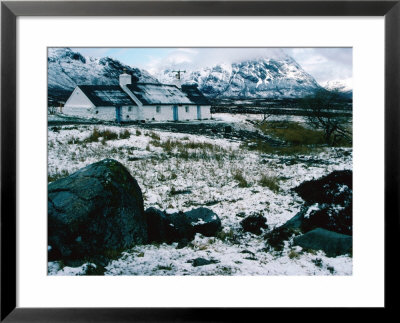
{"left": 177, "top": 105, "right": 196, "bottom": 121}
{"left": 121, "top": 106, "right": 140, "bottom": 122}
{"left": 64, "top": 87, "right": 94, "bottom": 108}
{"left": 64, "top": 94, "right": 211, "bottom": 122}
{"left": 139, "top": 105, "right": 211, "bottom": 121}
{"left": 200, "top": 106, "right": 211, "bottom": 120}
{"left": 63, "top": 105, "right": 117, "bottom": 121}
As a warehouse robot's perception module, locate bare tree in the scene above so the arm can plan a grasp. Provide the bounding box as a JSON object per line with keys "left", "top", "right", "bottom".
{"left": 302, "top": 89, "right": 352, "bottom": 146}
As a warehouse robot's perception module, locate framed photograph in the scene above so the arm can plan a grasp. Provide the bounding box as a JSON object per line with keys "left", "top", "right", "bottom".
{"left": 1, "top": 0, "right": 398, "bottom": 320}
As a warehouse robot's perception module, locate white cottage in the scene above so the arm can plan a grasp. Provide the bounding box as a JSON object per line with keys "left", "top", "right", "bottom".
{"left": 63, "top": 73, "right": 211, "bottom": 122}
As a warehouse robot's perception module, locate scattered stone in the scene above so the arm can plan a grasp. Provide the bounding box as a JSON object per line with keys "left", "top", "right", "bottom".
{"left": 48, "top": 159, "right": 147, "bottom": 264}
{"left": 240, "top": 250, "right": 255, "bottom": 256}
{"left": 191, "top": 258, "right": 219, "bottom": 267}
{"left": 293, "top": 228, "right": 352, "bottom": 257}
{"left": 170, "top": 189, "right": 192, "bottom": 195}
{"left": 244, "top": 256, "right": 258, "bottom": 261}
{"left": 240, "top": 213, "right": 268, "bottom": 235}
{"left": 264, "top": 227, "right": 300, "bottom": 251}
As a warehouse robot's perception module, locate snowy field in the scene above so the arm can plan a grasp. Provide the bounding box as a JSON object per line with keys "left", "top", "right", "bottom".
{"left": 48, "top": 114, "right": 352, "bottom": 276}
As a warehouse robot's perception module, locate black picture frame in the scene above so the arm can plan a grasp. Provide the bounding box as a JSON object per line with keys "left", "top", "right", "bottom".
{"left": 1, "top": 0, "right": 398, "bottom": 321}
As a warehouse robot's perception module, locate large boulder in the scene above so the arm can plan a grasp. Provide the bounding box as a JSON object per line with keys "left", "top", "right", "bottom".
{"left": 293, "top": 228, "right": 352, "bottom": 257}
{"left": 48, "top": 159, "right": 147, "bottom": 263}
{"left": 144, "top": 207, "right": 222, "bottom": 244}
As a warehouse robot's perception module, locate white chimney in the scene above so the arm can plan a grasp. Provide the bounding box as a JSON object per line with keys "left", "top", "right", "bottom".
{"left": 119, "top": 73, "right": 132, "bottom": 87}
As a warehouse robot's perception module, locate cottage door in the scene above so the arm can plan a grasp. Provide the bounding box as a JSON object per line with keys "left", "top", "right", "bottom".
{"left": 197, "top": 105, "right": 201, "bottom": 120}
{"left": 173, "top": 105, "right": 179, "bottom": 121}
{"left": 115, "top": 106, "right": 121, "bottom": 123}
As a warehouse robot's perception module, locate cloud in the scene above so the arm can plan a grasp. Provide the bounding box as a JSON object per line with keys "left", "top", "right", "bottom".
{"left": 145, "top": 48, "right": 288, "bottom": 73}
{"left": 287, "top": 48, "right": 352, "bottom": 83}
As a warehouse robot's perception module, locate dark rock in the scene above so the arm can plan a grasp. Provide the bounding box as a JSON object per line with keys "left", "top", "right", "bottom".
{"left": 293, "top": 228, "right": 352, "bottom": 257}
{"left": 264, "top": 170, "right": 353, "bottom": 254}
{"left": 286, "top": 170, "right": 353, "bottom": 235}
{"left": 280, "top": 207, "right": 306, "bottom": 230}
{"left": 186, "top": 207, "right": 222, "bottom": 237}
{"left": 264, "top": 227, "right": 300, "bottom": 251}
{"left": 144, "top": 207, "right": 170, "bottom": 243}
{"left": 145, "top": 208, "right": 193, "bottom": 243}
{"left": 48, "top": 159, "right": 147, "bottom": 263}
{"left": 167, "top": 211, "right": 194, "bottom": 242}
{"left": 293, "top": 170, "right": 352, "bottom": 205}
{"left": 301, "top": 202, "right": 352, "bottom": 235}
{"left": 240, "top": 213, "right": 268, "bottom": 235}
{"left": 191, "top": 257, "right": 219, "bottom": 267}
{"left": 145, "top": 207, "right": 221, "bottom": 244}
{"left": 176, "top": 239, "right": 190, "bottom": 249}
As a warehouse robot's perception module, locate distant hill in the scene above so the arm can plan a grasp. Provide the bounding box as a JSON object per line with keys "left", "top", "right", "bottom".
{"left": 321, "top": 80, "right": 353, "bottom": 100}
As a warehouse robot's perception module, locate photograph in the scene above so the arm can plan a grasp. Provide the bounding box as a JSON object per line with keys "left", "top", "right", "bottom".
{"left": 47, "top": 47, "right": 353, "bottom": 276}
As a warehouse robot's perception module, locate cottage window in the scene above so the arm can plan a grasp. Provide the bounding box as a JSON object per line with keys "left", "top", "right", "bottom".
{"left": 156, "top": 106, "right": 161, "bottom": 113}
{"left": 128, "top": 107, "right": 132, "bottom": 112}
{"left": 185, "top": 106, "right": 189, "bottom": 113}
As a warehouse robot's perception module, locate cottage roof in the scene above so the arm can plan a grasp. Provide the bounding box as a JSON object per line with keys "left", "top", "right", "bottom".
{"left": 127, "top": 83, "right": 198, "bottom": 105}
{"left": 181, "top": 85, "right": 210, "bottom": 105}
{"left": 78, "top": 85, "right": 136, "bottom": 107}
{"left": 75, "top": 83, "right": 209, "bottom": 107}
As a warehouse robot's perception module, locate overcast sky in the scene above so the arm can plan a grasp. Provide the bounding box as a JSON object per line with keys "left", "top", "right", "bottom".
{"left": 71, "top": 47, "right": 352, "bottom": 85}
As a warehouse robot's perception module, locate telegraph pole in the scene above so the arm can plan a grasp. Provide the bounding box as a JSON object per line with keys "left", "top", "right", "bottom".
{"left": 172, "top": 70, "right": 186, "bottom": 80}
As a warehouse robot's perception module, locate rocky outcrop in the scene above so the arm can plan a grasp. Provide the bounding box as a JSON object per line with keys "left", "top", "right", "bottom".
{"left": 48, "top": 159, "right": 147, "bottom": 263}
{"left": 265, "top": 170, "right": 352, "bottom": 255}
{"left": 291, "top": 170, "right": 352, "bottom": 235}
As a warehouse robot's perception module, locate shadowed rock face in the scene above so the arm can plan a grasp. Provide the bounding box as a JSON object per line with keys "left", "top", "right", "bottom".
{"left": 48, "top": 159, "right": 147, "bottom": 263}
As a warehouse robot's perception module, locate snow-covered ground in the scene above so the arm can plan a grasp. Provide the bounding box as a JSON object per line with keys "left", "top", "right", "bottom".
{"left": 48, "top": 115, "right": 352, "bottom": 276}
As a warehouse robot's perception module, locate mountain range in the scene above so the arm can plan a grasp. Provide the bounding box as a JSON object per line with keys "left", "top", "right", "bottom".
{"left": 48, "top": 48, "right": 352, "bottom": 104}
{"left": 157, "top": 56, "right": 324, "bottom": 100}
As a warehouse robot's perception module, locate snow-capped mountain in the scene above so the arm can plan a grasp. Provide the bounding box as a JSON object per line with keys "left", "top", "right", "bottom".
{"left": 156, "top": 56, "right": 322, "bottom": 99}
{"left": 322, "top": 80, "right": 352, "bottom": 100}
{"left": 48, "top": 48, "right": 158, "bottom": 102}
